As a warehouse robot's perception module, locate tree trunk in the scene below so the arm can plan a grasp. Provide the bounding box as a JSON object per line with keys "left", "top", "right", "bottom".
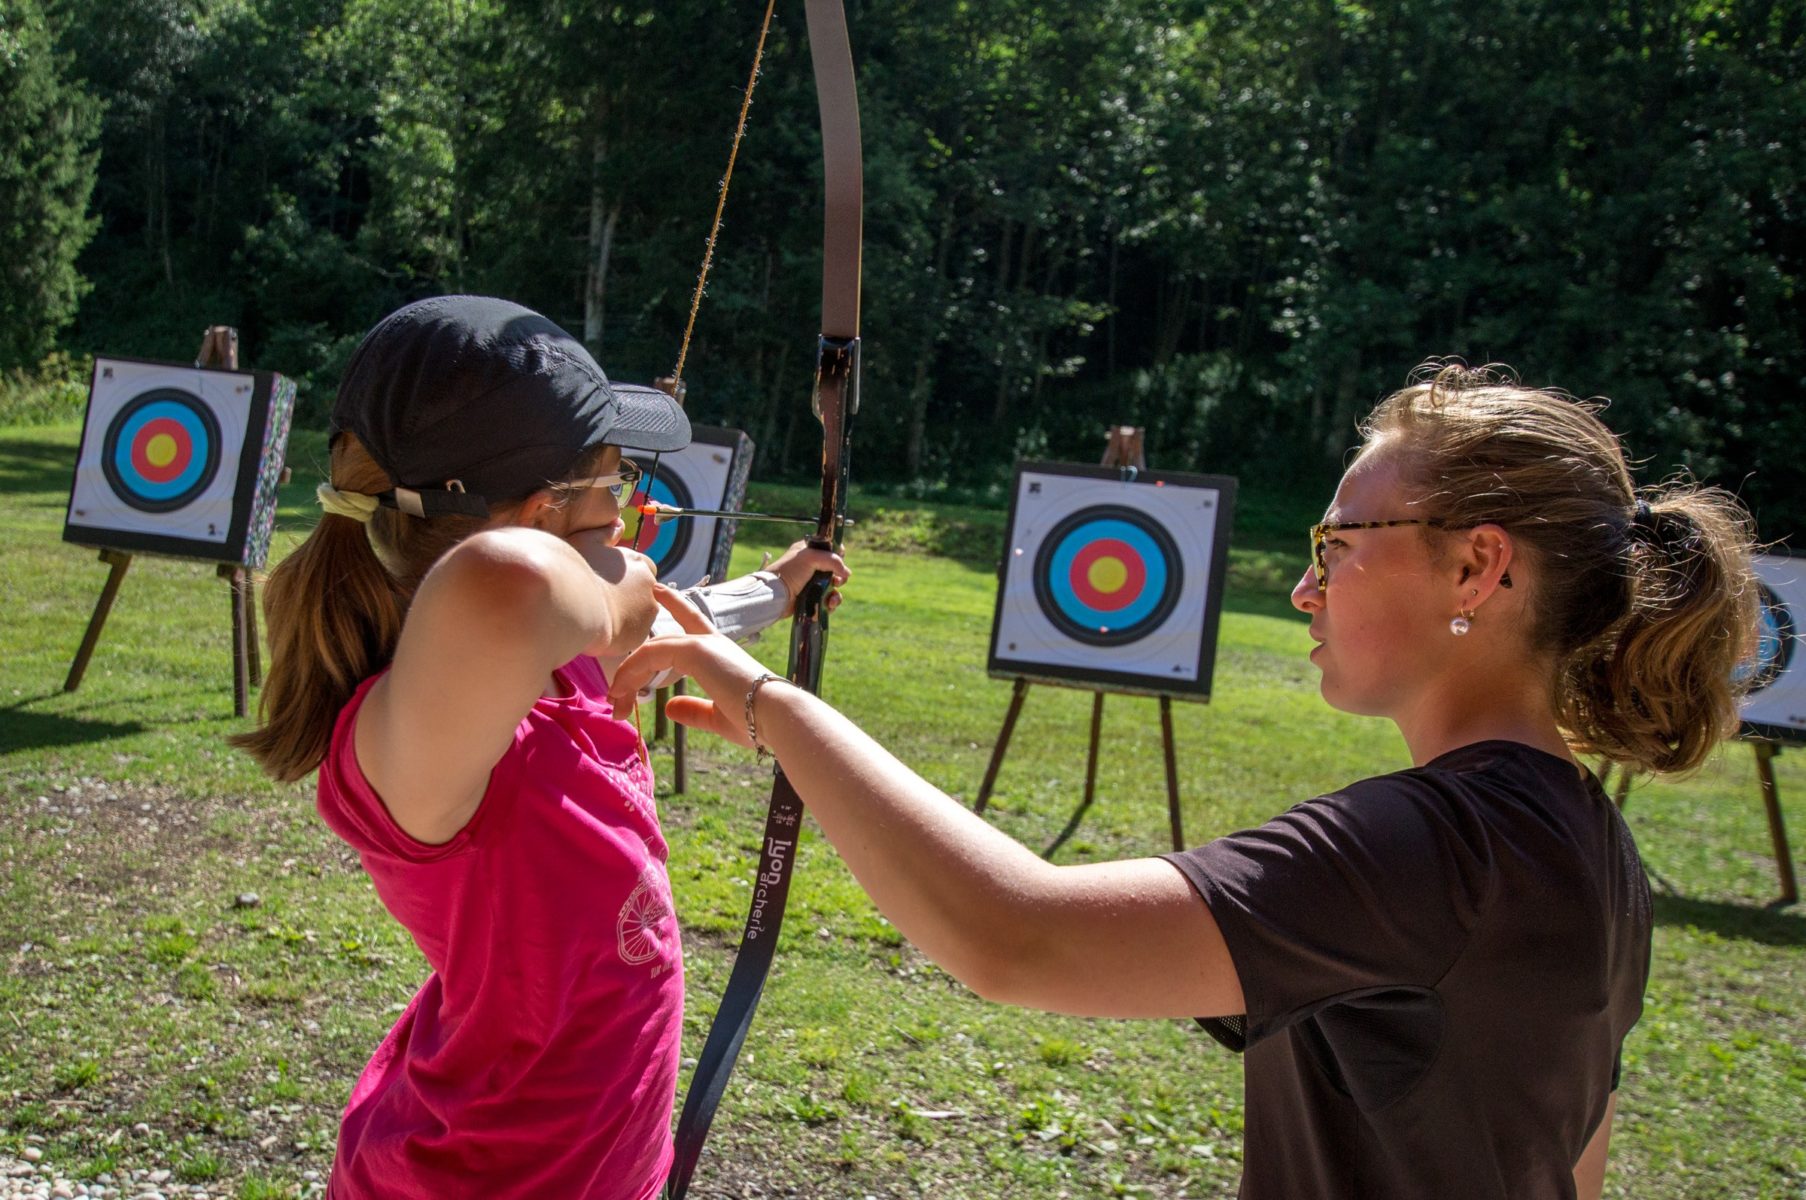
{"left": 1030, "top": 246, "right": 1064, "bottom": 403}
{"left": 1324, "top": 355, "right": 1361, "bottom": 458}
{"left": 1106, "top": 232, "right": 1119, "bottom": 374}
{"left": 990, "top": 218, "right": 1016, "bottom": 426}
{"left": 1155, "top": 274, "right": 1188, "bottom": 365}
{"left": 583, "top": 133, "right": 619, "bottom": 354}
{"left": 905, "top": 204, "right": 961, "bottom": 476}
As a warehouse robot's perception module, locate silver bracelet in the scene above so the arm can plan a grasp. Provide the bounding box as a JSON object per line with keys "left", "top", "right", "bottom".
{"left": 744, "top": 673, "right": 785, "bottom": 760}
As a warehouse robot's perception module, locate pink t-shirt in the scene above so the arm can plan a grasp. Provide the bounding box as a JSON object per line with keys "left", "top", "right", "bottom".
{"left": 316, "top": 655, "right": 682, "bottom": 1200}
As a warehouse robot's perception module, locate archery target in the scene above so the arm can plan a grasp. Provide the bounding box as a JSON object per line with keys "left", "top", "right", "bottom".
{"left": 1741, "top": 554, "right": 1806, "bottom": 741}
{"left": 626, "top": 425, "right": 754, "bottom": 590}
{"left": 989, "top": 463, "right": 1237, "bottom": 699}
{"left": 1033, "top": 505, "right": 1184, "bottom": 646}
{"left": 100, "top": 389, "right": 222, "bottom": 512}
{"left": 65, "top": 357, "right": 293, "bottom": 565}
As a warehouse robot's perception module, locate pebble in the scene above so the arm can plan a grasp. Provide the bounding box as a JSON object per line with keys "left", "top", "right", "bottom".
{"left": 0, "top": 1157, "right": 325, "bottom": 1200}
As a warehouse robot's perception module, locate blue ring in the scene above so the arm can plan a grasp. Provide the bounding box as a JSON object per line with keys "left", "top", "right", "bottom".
{"left": 645, "top": 477, "right": 681, "bottom": 562}
{"left": 113, "top": 400, "right": 212, "bottom": 500}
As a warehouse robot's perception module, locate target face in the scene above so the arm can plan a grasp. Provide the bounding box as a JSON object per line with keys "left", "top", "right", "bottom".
{"left": 1033, "top": 505, "right": 1184, "bottom": 646}
{"left": 989, "top": 462, "right": 1236, "bottom": 700}
{"left": 64, "top": 357, "right": 294, "bottom": 566}
{"left": 623, "top": 426, "right": 754, "bottom": 590}
{"left": 631, "top": 463, "right": 697, "bottom": 577}
{"left": 1748, "top": 582, "right": 1795, "bottom": 693}
{"left": 100, "top": 389, "right": 222, "bottom": 512}
{"left": 1742, "top": 555, "right": 1806, "bottom": 741}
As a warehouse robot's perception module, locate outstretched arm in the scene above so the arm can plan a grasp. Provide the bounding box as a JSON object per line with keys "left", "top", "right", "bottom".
{"left": 1573, "top": 1093, "right": 1615, "bottom": 1200}
{"left": 612, "top": 589, "right": 1243, "bottom": 1020}
{"left": 651, "top": 540, "right": 848, "bottom": 641}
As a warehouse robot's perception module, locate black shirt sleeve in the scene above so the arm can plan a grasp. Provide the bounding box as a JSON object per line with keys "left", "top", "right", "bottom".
{"left": 1163, "top": 771, "right": 1499, "bottom": 1049}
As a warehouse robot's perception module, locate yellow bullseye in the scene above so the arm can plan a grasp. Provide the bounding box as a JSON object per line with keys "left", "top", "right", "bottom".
{"left": 1087, "top": 555, "right": 1129, "bottom": 594}
{"left": 144, "top": 433, "right": 179, "bottom": 468}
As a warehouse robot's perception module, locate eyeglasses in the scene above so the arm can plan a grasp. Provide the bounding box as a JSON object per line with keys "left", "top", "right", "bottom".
{"left": 564, "top": 459, "right": 643, "bottom": 501}
{"left": 1308, "top": 518, "right": 1447, "bottom": 591}
{"left": 1307, "top": 517, "right": 1515, "bottom": 592}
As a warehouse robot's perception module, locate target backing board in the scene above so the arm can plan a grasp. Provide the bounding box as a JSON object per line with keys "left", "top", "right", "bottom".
{"left": 1741, "top": 553, "right": 1806, "bottom": 743}
{"left": 630, "top": 425, "right": 754, "bottom": 590}
{"left": 63, "top": 357, "right": 296, "bottom": 568}
{"left": 987, "top": 461, "right": 1237, "bottom": 700}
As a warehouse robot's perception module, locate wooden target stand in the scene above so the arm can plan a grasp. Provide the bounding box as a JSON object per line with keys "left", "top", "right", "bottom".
{"left": 974, "top": 679, "right": 1187, "bottom": 858}
{"left": 63, "top": 327, "right": 271, "bottom": 718}
{"left": 1598, "top": 739, "right": 1798, "bottom": 906}
{"left": 972, "top": 426, "right": 1187, "bottom": 858}
{"left": 652, "top": 682, "right": 690, "bottom": 795}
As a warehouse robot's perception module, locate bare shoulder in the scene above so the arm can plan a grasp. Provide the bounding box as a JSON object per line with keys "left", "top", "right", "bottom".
{"left": 356, "top": 530, "right": 577, "bottom": 844}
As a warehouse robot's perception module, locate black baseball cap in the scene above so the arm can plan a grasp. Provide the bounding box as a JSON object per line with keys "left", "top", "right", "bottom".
{"left": 329, "top": 295, "right": 690, "bottom": 517}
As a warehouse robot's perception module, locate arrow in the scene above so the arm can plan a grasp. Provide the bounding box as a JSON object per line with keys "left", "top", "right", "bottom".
{"left": 634, "top": 503, "right": 841, "bottom": 527}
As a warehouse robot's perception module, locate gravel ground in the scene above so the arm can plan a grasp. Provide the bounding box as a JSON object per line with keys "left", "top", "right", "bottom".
{"left": 0, "top": 1151, "right": 325, "bottom": 1200}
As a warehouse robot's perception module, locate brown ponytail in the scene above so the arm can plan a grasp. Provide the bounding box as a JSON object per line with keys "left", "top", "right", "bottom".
{"left": 1363, "top": 362, "right": 1759, "bottom": 776}
{"left": 230, "top": 435, "right": 492, "bottom": 782}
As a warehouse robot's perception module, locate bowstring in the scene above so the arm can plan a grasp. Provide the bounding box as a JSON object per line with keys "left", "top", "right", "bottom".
{"left": 670, "top": 0, "right": 780, "bottom": 392}
{"left": 635, "top": 0, "right": 778, "bottom": 554}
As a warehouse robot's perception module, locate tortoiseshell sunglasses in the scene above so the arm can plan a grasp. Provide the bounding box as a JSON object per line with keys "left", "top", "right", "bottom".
{"left": 1308, "top": 517, "right": 1514, "bottom": 591}
{"left": 1308, "top": 519, "right": 1445, "bottom": 591}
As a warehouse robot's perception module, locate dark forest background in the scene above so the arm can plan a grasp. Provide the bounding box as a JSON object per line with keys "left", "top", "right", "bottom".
{"left": 5, "top": 0, "right": 1803, "bottom": 531}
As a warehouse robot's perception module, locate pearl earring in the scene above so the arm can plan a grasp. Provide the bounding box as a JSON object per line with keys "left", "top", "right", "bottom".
{"left": 1450, "top": 610, "right": 1474, "bottom": 636}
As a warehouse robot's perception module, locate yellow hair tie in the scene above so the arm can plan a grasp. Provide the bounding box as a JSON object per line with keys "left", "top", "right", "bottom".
{"left": 316, "top": 482, "right": 380, "bottom": 523}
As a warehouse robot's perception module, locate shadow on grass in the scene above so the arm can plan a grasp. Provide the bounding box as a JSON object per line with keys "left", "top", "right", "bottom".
{"left": 0, "top": 701, "right": 145, "bottom": 753}
{"left": 1652, "top": 892, "right": 1805, "bottom": 946}
{"left": 0, "top": 437, "right": 77, "bottom": 498}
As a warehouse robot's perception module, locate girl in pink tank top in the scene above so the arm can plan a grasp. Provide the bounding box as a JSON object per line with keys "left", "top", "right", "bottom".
{"left": 233, "top": 297, "right": 846, "bottom": 1199}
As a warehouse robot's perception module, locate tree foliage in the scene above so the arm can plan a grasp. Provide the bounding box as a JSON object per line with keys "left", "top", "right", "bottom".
{"left": 0, "top": 0, "right": 100, "bottom": 369}
{"left": 15, "top": 0, "right": 1805, "bottom": 532}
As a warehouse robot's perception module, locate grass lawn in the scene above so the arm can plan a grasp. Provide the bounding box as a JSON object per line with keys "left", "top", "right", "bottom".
{"left": 1, "top": 422, "right": 1802, "bottom": 1198}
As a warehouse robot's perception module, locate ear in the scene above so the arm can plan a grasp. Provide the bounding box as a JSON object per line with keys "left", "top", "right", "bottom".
{"left": 512, "top": 489, "right": 562, "bottom": 533}
{"left": 1452, "top": 524, "right": 1514, "bottom": 610}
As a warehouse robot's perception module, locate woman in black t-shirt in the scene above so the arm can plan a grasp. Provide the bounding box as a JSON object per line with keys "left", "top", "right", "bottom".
{"left": 611, "top": 362, "right": 1758, "bottom": 1199}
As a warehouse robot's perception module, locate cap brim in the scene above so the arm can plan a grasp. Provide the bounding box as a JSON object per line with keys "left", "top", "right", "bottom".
{"left": 601, "top": 383, "right": 692, "bottom": 453}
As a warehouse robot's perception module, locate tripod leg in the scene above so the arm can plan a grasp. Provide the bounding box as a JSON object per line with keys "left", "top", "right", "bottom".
{"left": 1753, "top": 741, "right": 1798, "bottom": 905}
{"left": 246, "top": 573, "right": 263, "bottom": 689}
{"left": 65, "top": 551, "right": 132, "bottom": 693}
{"left": 1161, "top": 696, "right": 1184, "bottom": 851}
{"left": 673, "top": 679, "right": 688, "bottom": 795}
{"left": 973, "top": 678, "right": 1030, "bottom": 814}
{"left": 1045, "top": 692, "right": 1105, "bottom": 858}
{"left": 220, "top": 564, "right": 251, "bottom": 718}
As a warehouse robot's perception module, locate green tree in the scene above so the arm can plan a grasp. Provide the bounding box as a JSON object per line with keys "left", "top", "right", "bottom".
{"left": 0, "top": 0, "right": 100, "bottom": 368}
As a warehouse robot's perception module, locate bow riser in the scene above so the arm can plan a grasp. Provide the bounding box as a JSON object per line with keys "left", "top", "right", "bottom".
{"left": 787, "top": 334, "right": 858, "bottom": 692}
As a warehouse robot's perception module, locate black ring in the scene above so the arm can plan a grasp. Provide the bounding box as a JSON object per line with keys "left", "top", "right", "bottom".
{"left": 100, "top": 389, "right": 223, "bottom": 514}
{"left": 1748, "top": 581, "right": 1795, "bottom": 694}
{"left": 1031, "top": 504, "right": 1184, "bottom": 648}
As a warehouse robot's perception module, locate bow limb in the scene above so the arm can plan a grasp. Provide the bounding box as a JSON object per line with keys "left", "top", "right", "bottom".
{"left": 789, "top": 0, "right": 863, "bottom": 688}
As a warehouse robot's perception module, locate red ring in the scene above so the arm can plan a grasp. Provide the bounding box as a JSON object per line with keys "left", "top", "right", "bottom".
{"left": 1069, "top": 538, "right": 1144, "bottom": 611}
{"left": 130, "top": 417, "right": 193, "bottom": 483}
